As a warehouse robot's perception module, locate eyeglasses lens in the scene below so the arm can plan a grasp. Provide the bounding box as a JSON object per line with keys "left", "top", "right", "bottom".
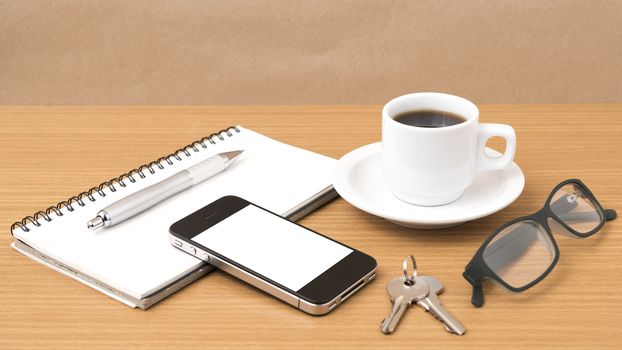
{"left": 483, "top": 220, "right": 556, "bottom": 288}
{"left": 549, "top": 184, "right": 603, "bottom": 234}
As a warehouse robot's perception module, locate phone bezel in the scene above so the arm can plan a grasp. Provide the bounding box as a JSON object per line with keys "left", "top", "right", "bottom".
{"left": 169, "top": 195, "right": 377, "bottom": 305}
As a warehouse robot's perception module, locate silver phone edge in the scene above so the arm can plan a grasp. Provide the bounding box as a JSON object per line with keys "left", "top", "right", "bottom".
{"left": 170, "top": 235, "right": 377, "bottom": 316}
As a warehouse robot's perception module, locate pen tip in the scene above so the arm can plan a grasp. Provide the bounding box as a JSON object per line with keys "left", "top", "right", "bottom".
{"left": 221, "top": 150, "right": 244, "bottom": 164}
{"left": 87, "top": 216, "right": 104, "bottom": 230}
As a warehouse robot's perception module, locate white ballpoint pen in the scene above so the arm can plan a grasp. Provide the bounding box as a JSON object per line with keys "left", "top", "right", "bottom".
{"left": 86, "top": 150, "right": 243, "bottom": 230}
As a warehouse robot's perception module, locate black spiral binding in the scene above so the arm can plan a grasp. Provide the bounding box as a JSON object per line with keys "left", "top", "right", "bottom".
{"left": 10, "top": 126, "right": 241, "bottom": 235}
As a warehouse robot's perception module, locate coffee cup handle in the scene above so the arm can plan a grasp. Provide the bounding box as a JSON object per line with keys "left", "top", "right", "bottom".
{"left": 476, "top": 123, "right": 516, "bottom": 171}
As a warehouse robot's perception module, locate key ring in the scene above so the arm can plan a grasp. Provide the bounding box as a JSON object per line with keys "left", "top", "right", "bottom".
{"left": 403, "top": 255, "right": 417, "bottom": 285}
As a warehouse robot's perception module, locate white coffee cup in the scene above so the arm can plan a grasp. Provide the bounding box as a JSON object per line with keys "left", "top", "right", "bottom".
{"left": 382, "top": 92, "right": 516, "bottom": 206}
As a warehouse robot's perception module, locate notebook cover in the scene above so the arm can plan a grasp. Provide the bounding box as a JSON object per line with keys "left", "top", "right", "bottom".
{"left": 10, "top": 126, "right": 337, "bottom": 307}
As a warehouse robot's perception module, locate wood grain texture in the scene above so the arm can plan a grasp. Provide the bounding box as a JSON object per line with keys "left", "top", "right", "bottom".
{"left": 0, "top": 105, "right": 621, "bottom": 349}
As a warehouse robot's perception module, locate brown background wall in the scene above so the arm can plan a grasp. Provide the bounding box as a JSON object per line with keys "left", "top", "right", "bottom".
{"left": 1, "top": 0, "right": 621, "bottom": 105}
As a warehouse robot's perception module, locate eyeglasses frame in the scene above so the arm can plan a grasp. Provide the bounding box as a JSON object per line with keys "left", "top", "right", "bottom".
{"left": 463, "top": 178, "right": 617, "bottom": 307}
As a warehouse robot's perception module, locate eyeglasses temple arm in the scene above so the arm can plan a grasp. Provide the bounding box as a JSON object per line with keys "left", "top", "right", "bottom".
{"left": 463, "top": 266, "right": 485, "bottom": 307}
{"left": 552, "top": 194, "right": 616, "bottom": 223}
{"left": 550, "top": 194, "right": 578, "bottom": 214}
{"left": 605, "top": 209, "right": 617, "bottom": 221}
{"left": 471, "top": 284, "right": 484, "bottom": 307}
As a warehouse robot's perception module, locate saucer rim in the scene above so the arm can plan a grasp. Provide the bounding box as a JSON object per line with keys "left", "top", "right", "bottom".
{"left": 333, "top": 142, "right": 525, "bottom": 225}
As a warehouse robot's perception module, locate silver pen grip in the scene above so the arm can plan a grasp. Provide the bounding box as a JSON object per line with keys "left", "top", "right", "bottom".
{"left": 185, "top": 155, "right": 226, "bottom": 184}
{"left": 101, "top": 172, "right": 193, "bottom": 226}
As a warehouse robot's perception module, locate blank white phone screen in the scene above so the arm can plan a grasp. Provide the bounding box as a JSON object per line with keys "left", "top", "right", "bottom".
{"left": 191, "top": 205, "right": 353, "bottom": 291}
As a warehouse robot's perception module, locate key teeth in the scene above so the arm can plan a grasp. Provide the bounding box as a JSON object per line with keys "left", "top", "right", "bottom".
{"left": 418, "top": 296, "right": 467, "bottom": 336}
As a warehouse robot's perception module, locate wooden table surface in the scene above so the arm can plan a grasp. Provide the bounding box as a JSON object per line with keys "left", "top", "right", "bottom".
{"left": 1, "top": 105, "right": 621, "bottom": 349}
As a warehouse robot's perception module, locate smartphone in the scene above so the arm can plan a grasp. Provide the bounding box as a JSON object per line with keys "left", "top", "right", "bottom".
{"left": 169, "top": 195, "right": 377, "bottom": 315}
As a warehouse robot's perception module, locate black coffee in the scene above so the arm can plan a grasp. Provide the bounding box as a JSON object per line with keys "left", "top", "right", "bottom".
{"left": 393, "top": 110, "right": 466, "bottom": 128}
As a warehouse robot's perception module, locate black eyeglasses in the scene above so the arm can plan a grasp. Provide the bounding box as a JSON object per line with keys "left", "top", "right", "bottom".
{"left": 463, "top": 179, "right": 616, "bottom": 307}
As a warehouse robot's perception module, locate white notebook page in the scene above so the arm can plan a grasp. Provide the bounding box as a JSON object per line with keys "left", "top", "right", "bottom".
{"left": 13, "top": 127, "right": 336, "bottom": 300}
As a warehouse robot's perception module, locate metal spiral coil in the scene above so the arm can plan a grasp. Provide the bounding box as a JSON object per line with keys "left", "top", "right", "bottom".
{"left": 10, "top": 126, "right": 240, "bottom": 234}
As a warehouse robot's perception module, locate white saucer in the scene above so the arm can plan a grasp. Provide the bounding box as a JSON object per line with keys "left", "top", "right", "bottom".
{"left": 333, "top": 142, "right": 525, "bottom": 229}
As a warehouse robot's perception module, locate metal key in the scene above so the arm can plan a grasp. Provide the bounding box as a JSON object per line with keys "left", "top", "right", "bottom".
{"left": 415, "top": 275, "right": 467, "bottom": 336}
{"left": 380, "top": 276, "right": 429, "bottom": 334}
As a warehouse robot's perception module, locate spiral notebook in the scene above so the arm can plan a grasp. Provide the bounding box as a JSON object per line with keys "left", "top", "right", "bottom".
{"left": 10, "top": 126, "right": 337, "bottom": 309}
